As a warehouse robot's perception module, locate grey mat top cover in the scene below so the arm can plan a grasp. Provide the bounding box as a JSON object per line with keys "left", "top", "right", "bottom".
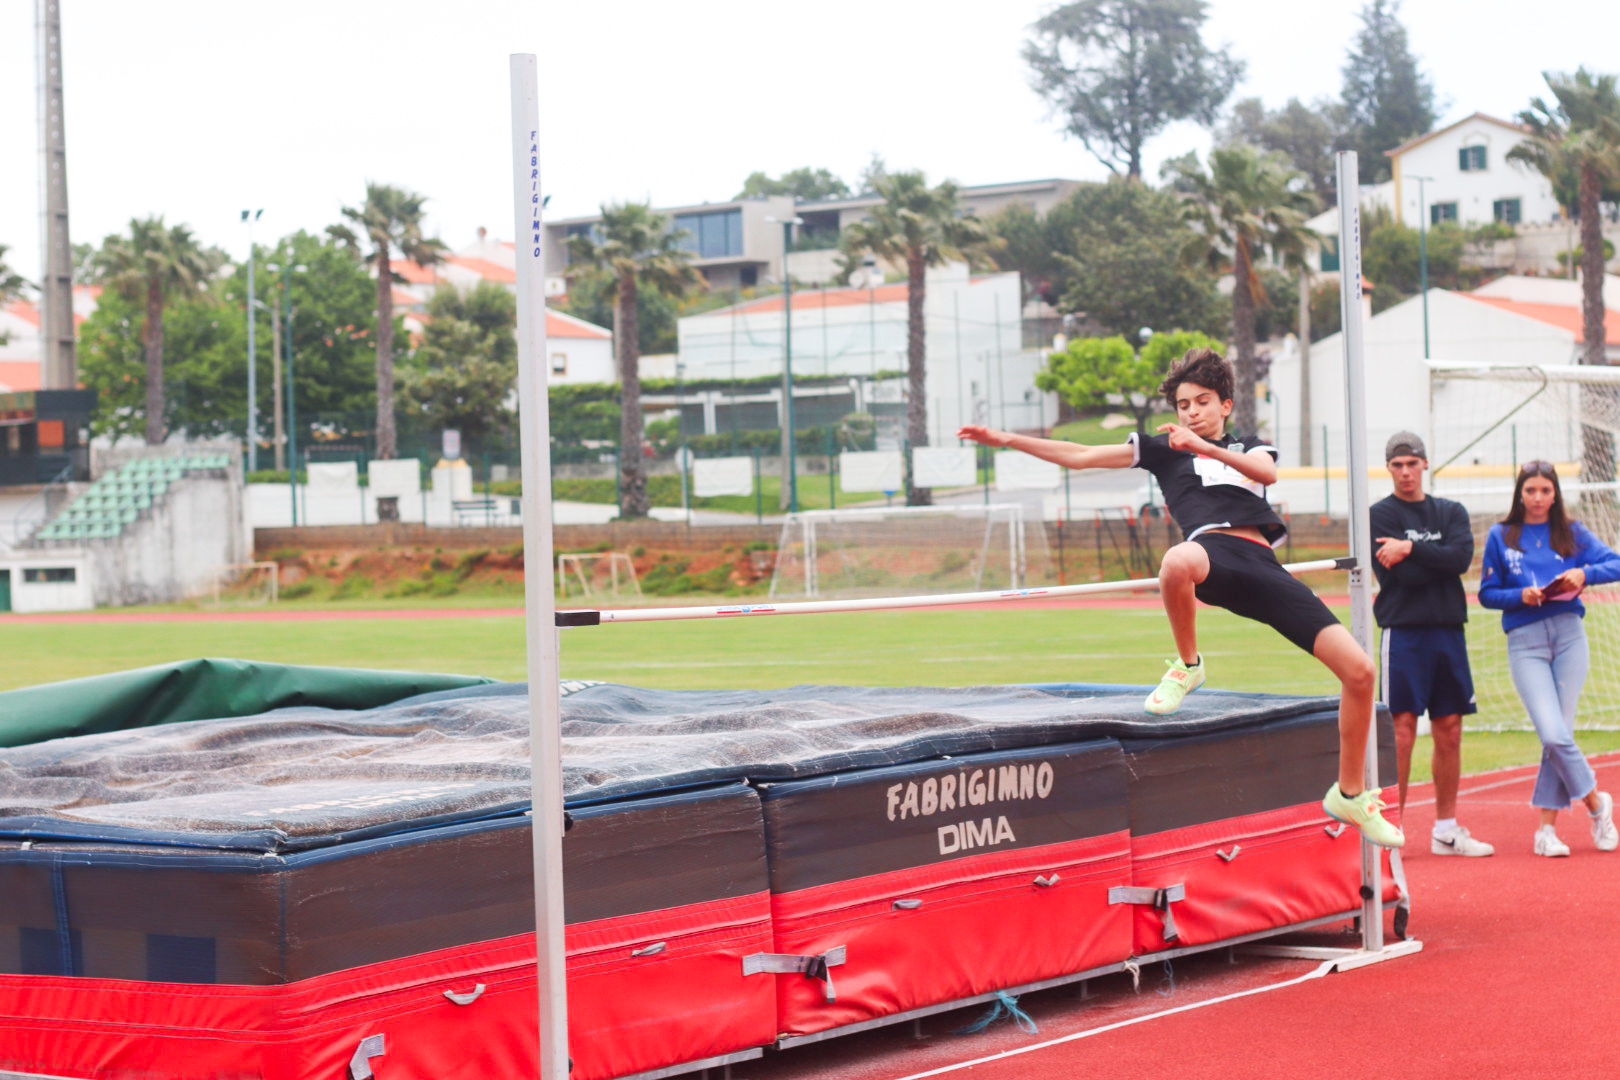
{"left": 0, "top": 681, "right": 1335, "bottom": 852}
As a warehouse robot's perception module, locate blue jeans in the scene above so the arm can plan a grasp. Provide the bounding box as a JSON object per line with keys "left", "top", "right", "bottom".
{"left": 1507, "top": 612, "right": 1597, "bottom": 810}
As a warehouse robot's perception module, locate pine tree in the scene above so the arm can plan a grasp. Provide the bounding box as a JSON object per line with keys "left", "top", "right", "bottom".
{"left": 1340, "top": 0, "right": 1437, "bottom": 183}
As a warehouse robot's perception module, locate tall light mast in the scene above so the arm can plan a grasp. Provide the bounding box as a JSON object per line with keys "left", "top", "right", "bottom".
{"left": 37, "top": 0, "right": 76, "bottom": 389}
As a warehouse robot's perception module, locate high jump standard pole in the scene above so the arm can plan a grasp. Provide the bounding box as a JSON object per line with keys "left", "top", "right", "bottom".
{"left": 510, "top": 54, "right": 569, "bottom": 1080}
{"left": 1334, "top": 149, "right": 1385, "bottom": 954}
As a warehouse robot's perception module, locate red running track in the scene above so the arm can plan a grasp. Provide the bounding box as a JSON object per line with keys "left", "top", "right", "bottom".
{"left": 726, "top": 752, "right": 1620, "bottom": 1080}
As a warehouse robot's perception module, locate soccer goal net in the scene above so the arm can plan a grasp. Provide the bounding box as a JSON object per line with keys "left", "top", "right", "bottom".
{"left": 202, "top": 561, "right": 280, "bottom": 607}
{"left": 768, "top": 503, "right": 1058, "bottom": 599}
{"left": 1429, "top": 361, "right": 1620, "bottom": 729}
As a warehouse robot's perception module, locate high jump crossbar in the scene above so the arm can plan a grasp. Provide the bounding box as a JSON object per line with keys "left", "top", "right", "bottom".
{"left": 556, "top": 556, "right": 1355, "bottom": 626}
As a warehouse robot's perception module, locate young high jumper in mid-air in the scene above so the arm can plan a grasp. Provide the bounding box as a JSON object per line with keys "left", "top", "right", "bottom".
{"left": 958, "top": 346, "right": 1402, "bottom": 848}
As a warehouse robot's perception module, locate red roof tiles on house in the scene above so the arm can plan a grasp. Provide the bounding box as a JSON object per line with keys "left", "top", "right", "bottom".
{"left": 546, "top": 310, "right": 611, "bottom": 339}
{"left": 1467, "top": 295, "right": 1620, "bottom": 345}
{"left": 389, "top": 260, "right": 442, "bottom": 285}
{"left": 0, "top": 361, "right": 42, "bottom": 392}
{"left": 4, "top": 299, "right": 41, "bottom": 328}
{"left": 730, "top": 282, "right": 912, "bottom": 315}
{"left": 448, "top": 256, "right": 517, "bottom": 283}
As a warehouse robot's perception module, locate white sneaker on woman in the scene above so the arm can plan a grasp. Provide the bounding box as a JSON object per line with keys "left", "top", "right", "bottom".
{"left": 1534, "top": 826, "right": 1570, "bottom": 857}
{"left": 1591, "top": 791, "right": 1618, "bottom": 852}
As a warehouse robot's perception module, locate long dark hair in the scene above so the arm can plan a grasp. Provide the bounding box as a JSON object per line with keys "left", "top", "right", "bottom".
{"left": 1502, "top": 460, "right": 1575, "bottom": 557}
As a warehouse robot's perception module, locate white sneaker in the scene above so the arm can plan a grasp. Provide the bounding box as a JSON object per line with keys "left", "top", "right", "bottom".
{"left": 1591, "top": 791, "right": 1618, "bottom": 852}
{"left": 1534, "top": 827, "right": 1570, "bottom": 857}
{"left": 1431, "top": 825, "right": 1494, "bottom": 857}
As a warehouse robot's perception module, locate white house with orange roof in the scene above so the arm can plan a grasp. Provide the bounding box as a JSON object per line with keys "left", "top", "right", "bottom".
{"left": 675, "top": 265, "right": 1054, "bottom": 445}
{"left": 543, "top": 308, "right": 614, "bottom": 384}
{"left": 385, "top": 239, "right": 612, "bottom": 363}
{"left": 0, "top": 285, "right": 101, "bottom": 392}
{"left": 1387, "top": 113, "right": 1561, "bottom": 229}
{"left": 1306, "top": 113, "right": 1567, "bottom": 276}
{"left": 1266, "top": 274, "right": 1620, "bottom": 510}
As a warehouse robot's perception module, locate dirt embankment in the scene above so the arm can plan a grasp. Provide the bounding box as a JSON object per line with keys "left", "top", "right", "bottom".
{"left": 261, "top": 543, "right": 777, "bottom": 601}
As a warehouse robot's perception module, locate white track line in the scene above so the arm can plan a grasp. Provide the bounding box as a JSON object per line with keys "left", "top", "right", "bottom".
{"left": 888, "top": 960, "right": 1339, "bottom": 1080}
{"left": 1405, "top": 754, "right": 1620, "bottom": 810}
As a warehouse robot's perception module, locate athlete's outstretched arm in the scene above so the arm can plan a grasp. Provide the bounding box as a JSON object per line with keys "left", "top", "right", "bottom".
{"left": 958, "top": 425, "right": 1134, "bottom": 471}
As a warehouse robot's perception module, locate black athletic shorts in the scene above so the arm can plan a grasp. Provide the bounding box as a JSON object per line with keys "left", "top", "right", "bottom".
{"left": 1192, "top": 531, "right": 1341, "bottom": 654}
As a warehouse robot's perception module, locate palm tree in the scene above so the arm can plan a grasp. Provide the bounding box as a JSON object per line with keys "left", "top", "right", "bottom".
{"left": 566, "top": 202, "right": 703, "bottom": 519}
{"left": 1509, "top": 70, "right": 1620, "bottom": 488}
{"left": 838, "top": 171, "right": 995, "bottom": 505}
{"left": 1169, "top": 145, "right": 1318, "bottom": 435}
{"left": 91, "top": 218, "right": 225, "bottom": 444}
{"left": 1509, "top": 70, "right": 1620, "bottom": 369}
{"left": 0, "top": 243, "right": 28, "bottom": 304}
{"left": 329, "top": 183, "right": 448, "bottom": 460}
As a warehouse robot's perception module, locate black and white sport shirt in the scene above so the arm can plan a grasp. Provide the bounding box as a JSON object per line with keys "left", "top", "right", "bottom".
{"left": 1128, "top": 430, "right": 1286, "bottom": 546}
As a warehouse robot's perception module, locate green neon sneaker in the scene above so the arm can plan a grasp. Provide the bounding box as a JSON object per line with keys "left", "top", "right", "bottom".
{"left": 1323, "top": 783, "right": 1406, "bottom": 848}
{"left": 1143, "top": 656, "right": 1206, "bottom": 715}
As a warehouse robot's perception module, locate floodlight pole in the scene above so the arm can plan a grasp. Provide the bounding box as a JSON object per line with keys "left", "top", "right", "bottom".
{"left": 767, "top": 216, "right": 803, "bottom": 512}
{"left": 510, "top": 54, "right": 568, "bottom": 1080}
{"left": 243, "top": 209, "right": 263, "bottom": 472}
{"left": 1334, "top": 151, "right": 1384, "bottom": 954}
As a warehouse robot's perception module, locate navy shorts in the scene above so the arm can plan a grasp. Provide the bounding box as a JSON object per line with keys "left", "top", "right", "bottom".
{"left": 1379, "top": 625, "right": 1477, "bottom": 717}
{"left": 1192, "top": 532, "right": 1341, "bottom": 654}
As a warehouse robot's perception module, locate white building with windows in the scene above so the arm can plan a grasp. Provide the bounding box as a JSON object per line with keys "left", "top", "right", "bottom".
{"left": 1307, "top": 113, "right": 1564, "bottom": 275}
{"left": 1388, "top": 112, "right": 1562, "bottom": 229}
{"left": 543, "top": 309, "right": 615, "bottom": 385}
{"left": 545, "top": 179, "right": 1084, "bottom": 296}
{"left": 674, "top": 265, "right": 1056, "bottom": 445}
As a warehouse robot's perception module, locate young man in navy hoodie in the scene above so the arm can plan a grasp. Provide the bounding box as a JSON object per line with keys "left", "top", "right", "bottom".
{"left": 959, "top": 347, "right": 1401, "bottom": 848}
{"left": 1370, "top": 432, "right": 1493, "bottom": 856}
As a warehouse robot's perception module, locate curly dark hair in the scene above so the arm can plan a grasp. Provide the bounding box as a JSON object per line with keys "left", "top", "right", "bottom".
{"left": 1159, "top": 347, "right": 1234, "bottom": 405}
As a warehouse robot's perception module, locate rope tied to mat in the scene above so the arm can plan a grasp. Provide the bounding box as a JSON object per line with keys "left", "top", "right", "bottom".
{"left": 954, "top": 991, "right": 1038, "bottom": 1035}
{"left": 1156, "top": 959, "right": 1177, "bottom": 998}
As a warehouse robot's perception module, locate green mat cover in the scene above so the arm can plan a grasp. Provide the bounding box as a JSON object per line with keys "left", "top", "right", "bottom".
{"left": 0, "top": 658, "right": 496, "bottom": 748}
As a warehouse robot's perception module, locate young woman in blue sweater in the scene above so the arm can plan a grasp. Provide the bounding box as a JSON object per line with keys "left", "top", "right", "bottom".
{"left": 1480, "top": 461, "right": 1620, "bottom": 856}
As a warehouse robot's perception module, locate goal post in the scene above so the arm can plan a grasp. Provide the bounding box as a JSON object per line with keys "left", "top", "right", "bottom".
{"left": 768, "top": 503, "right": 1055, "bottom": 599}
{"left": 1428, "top": 360, "right": 1620, "bottom": 730}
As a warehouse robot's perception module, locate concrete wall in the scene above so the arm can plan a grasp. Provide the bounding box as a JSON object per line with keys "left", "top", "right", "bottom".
{"left": 0, "top": 552, "right": 94, "bottom": 612}
{"left": 87, "top": 476, "right": 249, "bottom": 607}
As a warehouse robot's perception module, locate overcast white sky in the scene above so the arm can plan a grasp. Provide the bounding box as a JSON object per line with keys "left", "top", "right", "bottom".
{"left": 2, "top": 0, "right": 1616, "bottom": 279}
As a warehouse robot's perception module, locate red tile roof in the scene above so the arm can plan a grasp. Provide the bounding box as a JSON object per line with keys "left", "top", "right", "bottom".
{"left": 1467, "top": 295, "right": 1620, "bottom": 345}
{"left": 4, "top": 299, "right": 41, "bottom": 329}
{"left": 389, "top": 259, "right": 442, "bottom": 285}
{"left": 0, "top": 361, "right": 42, "bottom": 392}
{"left": 730, "top": 282, "right": 912, "bottom": 315}
{"left": 447, "top": 255, "right": 518, "bottom": 284}
{"left": 546, "top": 310, "right": 611, "bottom": 339}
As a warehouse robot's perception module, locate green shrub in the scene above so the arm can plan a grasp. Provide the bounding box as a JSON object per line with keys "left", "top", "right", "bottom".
{"left": 279, "top": 581, "right": 317, "bottom": 600}
{"left": 454, "top": 550, "right": 490, "bottom": 580}
{"left": 266, "top": 547, "right": 303, "bottom": 562}
{"left": 331, "top": 575, "right": 374, "bottom": 600}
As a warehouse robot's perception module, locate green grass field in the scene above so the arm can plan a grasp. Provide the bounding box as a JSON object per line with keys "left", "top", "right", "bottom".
{"left": 5, "top": 601, "right": 1616, "bottom": 782}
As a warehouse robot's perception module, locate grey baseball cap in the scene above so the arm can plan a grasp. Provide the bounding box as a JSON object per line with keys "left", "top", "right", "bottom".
{"left": 1385, "top": 431, "right": 1427, "bottom": 461}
